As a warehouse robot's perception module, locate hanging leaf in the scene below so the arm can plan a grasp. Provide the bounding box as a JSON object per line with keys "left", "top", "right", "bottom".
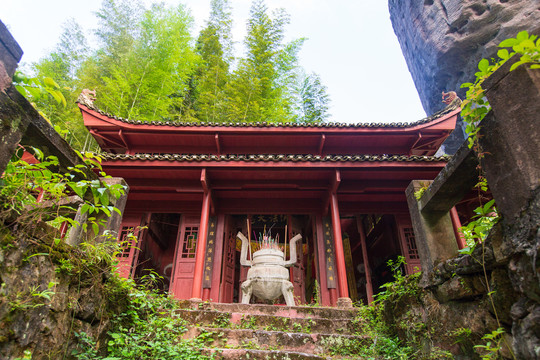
{"left": 42, "top": 77, "right": 60, "bottom": 89}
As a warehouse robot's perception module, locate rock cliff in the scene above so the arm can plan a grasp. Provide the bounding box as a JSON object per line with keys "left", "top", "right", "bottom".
{"left": 388, "top": 0, "right": 540, "bottom": 153}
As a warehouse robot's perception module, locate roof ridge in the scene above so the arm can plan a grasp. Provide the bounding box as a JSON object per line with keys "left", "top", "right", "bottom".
{"left": 78, "top": 101, "right": 460, "bottom": 129}
{"left": 97, "top": 152, "right": 450, "bottom": 162}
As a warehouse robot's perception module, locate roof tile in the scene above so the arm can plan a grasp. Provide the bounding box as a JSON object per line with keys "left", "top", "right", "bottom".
{"left": 80, "top": 102, "right": 460, "bottom": 129}
{"left": 99, "top": 153, "right": 450, "bottom": 163}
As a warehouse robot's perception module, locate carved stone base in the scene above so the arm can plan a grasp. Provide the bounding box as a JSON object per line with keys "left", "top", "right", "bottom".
{"left": 337, "top": 297, "right": 353, "bottom": 308}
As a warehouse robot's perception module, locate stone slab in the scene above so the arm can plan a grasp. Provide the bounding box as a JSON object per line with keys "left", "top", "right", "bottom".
{"left": 176, "top": 300, "right": 358, "bottom": 320}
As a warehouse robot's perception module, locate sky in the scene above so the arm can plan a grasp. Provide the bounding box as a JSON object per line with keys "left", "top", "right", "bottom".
{"left": 0, "top": 0, "right": 427, "bottom": 124}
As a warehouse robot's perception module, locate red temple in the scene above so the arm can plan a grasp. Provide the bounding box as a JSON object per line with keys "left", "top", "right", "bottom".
{"left": 82, "top": 101, "right": 461, "bottom": 306}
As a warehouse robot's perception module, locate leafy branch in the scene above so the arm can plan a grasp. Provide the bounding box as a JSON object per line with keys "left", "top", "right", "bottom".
{"left": 13, "top": 71, "right": 67, "bottom": 109}
{"left": 460, "top": 31, "right": 540, "bottom": 152}
{"left": 1, "top": 146, "right": 125, "bottom": 240}
{"left": 454, "top": 30, "right": 539, "bottom": 360}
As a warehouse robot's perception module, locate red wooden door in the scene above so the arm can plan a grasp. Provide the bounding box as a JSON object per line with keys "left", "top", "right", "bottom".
{"left": 395, "top": 215, "right": 421, "bottom": 274}
{"left": 170, "top": 216, "right": 199, "bottom": 299}
{"left": 219, "top": 216, "right": 236, "bottom": 303}
{"left": 289, "top": 215, "right": 305, "bottom": 304}
{"left": 117, "top": 225, "right": 138, "bottom": 278}
{"left": 117, "top": 214, "right": 149, "bottom": 279}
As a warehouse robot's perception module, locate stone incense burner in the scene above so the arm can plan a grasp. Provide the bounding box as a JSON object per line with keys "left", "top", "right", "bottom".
{"left": 237, "top": 231, "right": 302, "bottom": 306}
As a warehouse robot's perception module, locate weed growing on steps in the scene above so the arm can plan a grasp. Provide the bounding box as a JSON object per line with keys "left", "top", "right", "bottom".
{"left": 71, "top": 279, "right": 215, "bottom": 360}
{"left": 343, "top": 256, "right": 453, "bottom": 359}
{"left": 240, "top": 314, "right": 258, "bottom": 329}
{"left": 210, "top": 312, "right": 231, "bottom": 329}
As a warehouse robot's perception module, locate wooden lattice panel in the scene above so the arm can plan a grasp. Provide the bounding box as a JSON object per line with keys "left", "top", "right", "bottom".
{"left": 181, "top": 226, "right": 198, "bottom": 258}
{"left": 403, "top": 227, "right": 419, "bottom": 259}
{"left": 118, "top": 226, "right": 135, "bottom": 258}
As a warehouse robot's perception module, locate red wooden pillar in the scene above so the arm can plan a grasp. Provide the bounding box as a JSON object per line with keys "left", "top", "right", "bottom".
{"left": 330, "top": 192, "right": 349, "bottom": 300}
{"left": 192, "top": 190, "right": 211, "bottom": 300}
{"left": 356, "top": 216, "right": 374, "bottom": 304}
{"left": 450, "top": 207, "right": 467, "bottom": 249}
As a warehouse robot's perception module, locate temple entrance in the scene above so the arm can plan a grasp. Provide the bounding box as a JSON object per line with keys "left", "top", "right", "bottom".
{"left": 130, "top": 213, "right": 180, "bottom": 292}
{"left": 221, "top": 214, "right": 313, "bottom": 304}
{"left": 340, "top": 214, "right": 419, "bottom": 305}
{"left": 120, "top": 212, "right": 417, "bottom": 304}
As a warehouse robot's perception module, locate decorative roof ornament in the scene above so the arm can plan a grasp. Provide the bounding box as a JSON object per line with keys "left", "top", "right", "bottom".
{"left": 77, "top": 89, "right": 97, "bottom": 108}
{"left": 442, "top": 91, "right": 462, "bottom": 107}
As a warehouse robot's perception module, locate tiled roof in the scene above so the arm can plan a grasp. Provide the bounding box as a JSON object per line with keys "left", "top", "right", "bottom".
{"left": 80, "top": 101, "right": 460, "bottom": 129}
{"left": 100, "top": 153, "right": 450, "bottom": 163}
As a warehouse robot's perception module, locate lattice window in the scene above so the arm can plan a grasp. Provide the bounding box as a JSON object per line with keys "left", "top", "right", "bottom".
{"left": 181, "top": 226, "right": 198, "bottom": 258}
{"left": 226, "top": 231, "right": 235, "bottom": 264}
{"left": 118, "top": 226, "right": 135, "bottom": 258}
{"left": 403, "top": 227, "right": 419, "bottom": 259}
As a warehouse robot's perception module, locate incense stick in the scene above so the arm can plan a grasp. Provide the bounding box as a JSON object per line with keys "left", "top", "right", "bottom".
{"left": 247, "top": 218, "right": 252, "bottom": 266}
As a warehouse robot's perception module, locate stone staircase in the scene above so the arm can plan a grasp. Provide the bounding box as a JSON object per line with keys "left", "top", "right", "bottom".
{"left": 174, "top": 301, "right": 369, "bottom": 359}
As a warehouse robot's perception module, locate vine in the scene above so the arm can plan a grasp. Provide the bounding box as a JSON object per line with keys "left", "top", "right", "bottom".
{"left": 461, "top": 30, "right": 540, "bottom": 153}
{"left": 457, "top": 30, "right": 539, "bottom": 359}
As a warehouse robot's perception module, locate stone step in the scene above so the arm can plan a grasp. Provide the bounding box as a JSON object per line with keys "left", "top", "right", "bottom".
{"left": 174, "top": 308, "right": 361, "bottom": 335}
{"left": 175, "top": 300, "right": 358, "bottom": 320}
{"left": 203, "top": 348, "right": 329, "bottom": 360}
{"left": 183, "top": 326, "right": 370, "bottom": 355}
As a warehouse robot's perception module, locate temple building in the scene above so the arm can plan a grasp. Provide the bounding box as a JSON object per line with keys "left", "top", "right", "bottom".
{"left": 81, "top": 101, "right": 461, "bottom": 306}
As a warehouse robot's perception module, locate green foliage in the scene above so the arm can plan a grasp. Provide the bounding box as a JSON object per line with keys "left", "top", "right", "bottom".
{"left": 457, "top": 33, "right": 526, "bottom": 360}
{"left": 346, "top": 303, "right": 417, "bottom": 359}
{"left": 73, "top": 283, "right": 214, "bottom": 360}
{"left": 474, "top": 327, "right": 506, "bottom": 359}
{"left": 13, "top": 72, "right": 67, "bottom": 108}
{"left": 461, "top": 30, "right": 539, "bottom": 151}
{"left": 14, "top": 350, "right": 33, "bottom": 360}
{"left": 414, "top": 181, "right": 431, "bottom": 200}
{"left": 296, "top": 72, "right": 331, "bottom": 122}
{"left": 97, "top": 2, "right": 199, "bottom": 121}
{"left": 8, "top": 282, "right": 57, "bottom": 312}
{"left": 220, "top": 0, "right": 331, "bottom": 124}
{"left": 458, "top": 199, "right": 499, "bottom": 252}
{"left": 374, "top": 256, "right": 421, "bottom": 303}
{"left": 25, "top": 0, "right": 331, "bottom": 133}
{"left": 210, "top": 312, "right": 231, "bottom": 329}
{"left": 342, "top": 257, "right": 429, "bottom": 359}
{"left": 349, "top": 257, "right": 458, "bottom": 359}
{"left": 30, "top": 21, "right": 97, "bottom": 151}
{"left": 193, "top": 19, "right": 231, "bottom": 122}
{"left": 240, "top": 314, "right": 258, "bottom": 329}
{"left": 0, "top": 147, "right": 125, "bottom": 237}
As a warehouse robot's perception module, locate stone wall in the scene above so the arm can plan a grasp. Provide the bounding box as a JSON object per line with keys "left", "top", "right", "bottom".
{"left": 400, "top": 61, "right": 540, "bottom": 358}
{"left": 381, "top": 226, "right": 517, "bottom": 359}
{"left": 0, "top": 20, "right": 130, "bottom": 360}
{"left": 388, "top": 0, "right": 539, "bottom": 153}
{"left": 0, "top": 220, "right": 128, "bottom": 360}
